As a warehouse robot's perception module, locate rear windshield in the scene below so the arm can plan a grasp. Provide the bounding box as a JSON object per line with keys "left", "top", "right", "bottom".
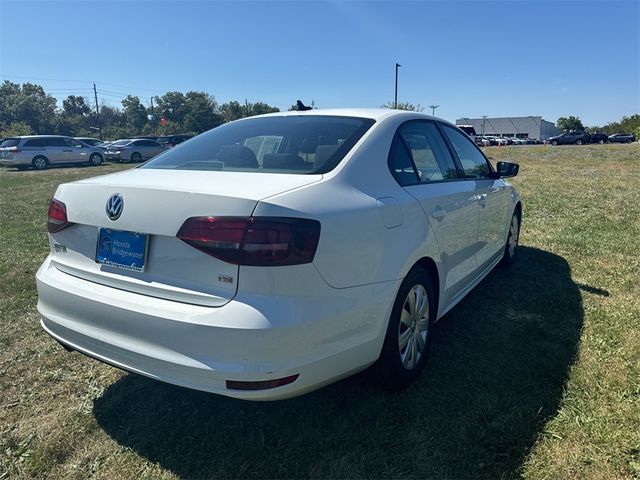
{"left": 1, "top": 138, "right": 20, "bottom": 148}
{"left": 142, "top": 115, "right": 375, "bottom": 174}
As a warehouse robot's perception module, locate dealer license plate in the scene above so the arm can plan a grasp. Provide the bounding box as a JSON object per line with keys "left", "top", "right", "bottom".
{"left": 95, "top": 228, "right": 148, "bottom": 272}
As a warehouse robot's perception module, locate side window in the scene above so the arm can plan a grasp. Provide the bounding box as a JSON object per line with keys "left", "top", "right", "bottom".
{"left": 398, "top": 122, "right": 457, "bottom": 182}
{"left": 441, "top": 124, "right": 491, "bottom": 178}
{"left": 24, "top": 139, "right": 44, "bottom": 147}
{"left": 65, "top": 138, "right": 83, "bottom": 148}
{"left": 389, "top": 121, "right": 458, "bottom": 186}
{"left": 47, "top": 138, "right": 67, "bottom": 147}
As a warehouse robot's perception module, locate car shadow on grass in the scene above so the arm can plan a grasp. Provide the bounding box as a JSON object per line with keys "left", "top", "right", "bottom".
{"left": 93, "top": 246, "right": 583, "bottom": 479}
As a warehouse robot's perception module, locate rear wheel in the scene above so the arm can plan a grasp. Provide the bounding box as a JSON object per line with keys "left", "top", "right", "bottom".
{"left": 89, "top": 153, "right": 103, "bottom": 166}
{"left": 627, "top": 138, "right": 633, "bottom": 144}
{"left": 576, "top": 139, "right": 583, "bottom": 145}
{"left": 551, "top": 140, "right": 558, "bottom": 146}
{"left": 500, "top": 211, "right": 520, "bottom": 267}
{"left": 376, "top": 267, "right": 435, "bottom": 391}
{"left": 130, "top": 152, "right": 142, "bottom": 162}
{"left": 32, "top": 156, "right": 48, "bottom": 170}
{"left": 599, "top": 139, "right": 604, "bottom": 144}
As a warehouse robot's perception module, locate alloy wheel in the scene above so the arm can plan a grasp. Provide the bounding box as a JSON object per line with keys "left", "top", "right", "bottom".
{"left": 398, "top": 284, "right": 430, "bottom": 370}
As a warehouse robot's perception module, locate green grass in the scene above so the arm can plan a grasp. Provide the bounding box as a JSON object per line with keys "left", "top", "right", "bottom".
{"left": 1, "top": 145, "right": 639, "bottom": 479}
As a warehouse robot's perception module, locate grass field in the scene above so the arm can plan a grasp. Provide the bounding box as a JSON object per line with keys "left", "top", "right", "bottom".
{"left": 1, "top": 144, "right": 639, "bottom": 479}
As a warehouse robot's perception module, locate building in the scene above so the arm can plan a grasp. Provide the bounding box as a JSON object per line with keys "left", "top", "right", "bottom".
{"left": 455, "top": 116, "right": 560, "bottom": 141}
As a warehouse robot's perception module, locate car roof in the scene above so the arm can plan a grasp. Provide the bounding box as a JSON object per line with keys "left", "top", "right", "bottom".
{"left": 247, "top": 108, "right": 453, "bottom": 125}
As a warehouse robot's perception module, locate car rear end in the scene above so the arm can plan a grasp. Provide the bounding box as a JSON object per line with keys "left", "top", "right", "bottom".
{"left": 36, "top": 113, "right": 386, "bottom": 400}
{"left": 0, "top": 137, "right": 29, "bottom": 167}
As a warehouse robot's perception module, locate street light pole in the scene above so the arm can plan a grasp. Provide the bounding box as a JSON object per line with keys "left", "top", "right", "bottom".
{"left": 482, "top": 115, "right": 488, "bottom": 136}
{"left": 394, "top": 63, "right": 401, "bottom": 109}
{"left": 429, "top": 105, "right": 439, "bottom": 116}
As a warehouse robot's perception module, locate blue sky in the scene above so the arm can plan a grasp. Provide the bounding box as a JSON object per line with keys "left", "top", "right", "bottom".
{"left": 0, "top": 0, "right": 638, "bottom": 126}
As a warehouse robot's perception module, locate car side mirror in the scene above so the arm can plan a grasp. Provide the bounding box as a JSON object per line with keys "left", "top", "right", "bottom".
{"left": 495, "top": 161, "right": 519, "bottom": 178}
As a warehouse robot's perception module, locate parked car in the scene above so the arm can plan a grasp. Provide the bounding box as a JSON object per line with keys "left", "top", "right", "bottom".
{"left": 608, "top": 133, "right": 636, "bottom": 143}
{"left": 156, "top": 134, "right": 194, "bottom": 148}
{"left": 545, "top": 131, "right": 590, "bottom": 145}
{"left": 0, "top": 135, "right": 104, "bottom": 170}
{"left": 475, "top": 137, "right": 491, "bottom": 147}
{"left": 75, "top": 137, "right": 106, "bottom": 148}
{"left": 37, "top": 109, "right": 521, "bottom": 400}
{"left": 104, "top": 139, "right": 164, "bottom": 162}
{"left": 589, "top": 133, "right": 609, "bottom": 144}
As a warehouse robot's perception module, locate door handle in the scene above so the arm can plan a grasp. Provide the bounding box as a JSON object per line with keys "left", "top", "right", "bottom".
{"left": 63, "top": 149, "right": 73, "bottom": 152}
{"left": 431, "top": 207, "right": 446, "bottom": 220}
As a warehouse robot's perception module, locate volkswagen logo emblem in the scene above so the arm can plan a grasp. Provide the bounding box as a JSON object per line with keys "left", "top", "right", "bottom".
{"left": 106, "top": 193, "right": 124, "bottom": 221}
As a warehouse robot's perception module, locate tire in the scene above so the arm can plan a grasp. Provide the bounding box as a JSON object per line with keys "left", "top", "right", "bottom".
{"left": 627, "top": 139, "right": 633, "bottom": 144}
{"left": 32, "top": 156, "right": 48, "bottom": 170}
{"left": 89, "top": 153, "right": 103, "bottom": 166}
{"left": 576, "top": 139, "right": 583, "bottom": 145}
{"left": 130, "top": 152, "right": 142, "bottom": 162}
{"left": 599, "top": 139, "right": 604, "bottom": 144}
{"left": 376, "top": 266, "right": 436, "bottom": 391}
{"left": 500, "top": 210, "right": 521, "bottom": 267}
{"left": 551, "top": 140, "right": 558, "bottom": 146}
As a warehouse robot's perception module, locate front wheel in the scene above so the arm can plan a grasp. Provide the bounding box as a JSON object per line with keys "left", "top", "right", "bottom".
{"left": 576, "top": 139, "right": 583, "bottom": 145}
{"left": 551, "top": 140, "right": 558, "bottom": 146}
{"left": 627, "top": 138, "right": 634, "bottom": 144}
{"left": 376, "top": 267, "right": 436, "bottom": 391}
{"left": 599, "top": 139, "right": 604, "bottom": 144}
{"left": 500, "top": 211, "right": 520, "bottom": 267}
{"left": 130, "top": 152, "right": 142, "bottom": 162}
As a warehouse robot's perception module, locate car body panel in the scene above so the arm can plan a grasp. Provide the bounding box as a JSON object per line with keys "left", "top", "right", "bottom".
{"left": 36, "top": 109, "right": 521, "bottom": 400}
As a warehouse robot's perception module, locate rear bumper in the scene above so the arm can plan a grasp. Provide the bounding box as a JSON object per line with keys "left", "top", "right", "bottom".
{"left": 36, "top": 257, "right": 397, "bottom": 400}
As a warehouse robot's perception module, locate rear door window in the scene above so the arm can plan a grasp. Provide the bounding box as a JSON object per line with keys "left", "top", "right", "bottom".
{"left": 388, "top": 121, "right": 458, "bottom": 185}
{"left": 46, "top": 138, "right": 68, "bottom": 147}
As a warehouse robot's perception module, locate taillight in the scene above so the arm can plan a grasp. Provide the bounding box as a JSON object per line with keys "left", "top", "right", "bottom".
{"left": 47, "top": 199, "right": 72, "bottom": 233}
{"left": 176, "top": 217, "right": 321, "bottom": 266}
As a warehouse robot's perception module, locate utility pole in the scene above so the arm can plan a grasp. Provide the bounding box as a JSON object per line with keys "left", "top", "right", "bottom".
{"left": 394, "top": 63, "right": 401, "bottom": 109}
{"left": 482, "top": 115, "right": 488, "bottom": 136}
{"left": 429, "top": 105, "right": 439, "bottom": 116}
{"left": 150, "top": 96, "right": 156, "bottom": 134}
{"left": 93, "top": 83, "right": 102, "bottom": 140}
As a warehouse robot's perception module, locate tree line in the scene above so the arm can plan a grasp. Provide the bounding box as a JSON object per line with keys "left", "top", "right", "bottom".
{"left": 0, "top": 80, "right": 281, "bottom": 140}
{"left": 556, "top": 114, "right": 640, "bottom": 136}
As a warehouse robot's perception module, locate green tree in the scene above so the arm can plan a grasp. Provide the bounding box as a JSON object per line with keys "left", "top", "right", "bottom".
{"left": 220, "top": 100, "right": 246, "bottom": 123}
{"left": 0, "top": 81, "right": 57, "bottom": 134}
{"left": 121, "top": 95, "right": 148, "bottom": 134}
{"left": 247, "top": 102, "right": 279, "bottom": 117}
{"left": 556, "top": 116, "right": 585, "bottom": 132}
{"left": 0, "top": 121, "right": 34, "bottom": 137}
{"left": 381, "top": 101, "right": 424, "bottom": 112}
{"left": 183, "top": 91, "right": 222, "bottom": 133}
{"left": 156, "top": 91, "right": 188, "bottom": 126}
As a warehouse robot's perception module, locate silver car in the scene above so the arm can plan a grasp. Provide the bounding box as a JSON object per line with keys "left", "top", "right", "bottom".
{"left": 0, "top": 135, "right": 105, "bottom": 170}
{"left": 104, "top": 139, "right": 164, "bottom": 163}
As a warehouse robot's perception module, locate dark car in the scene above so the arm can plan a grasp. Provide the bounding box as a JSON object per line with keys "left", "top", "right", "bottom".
{"left": 156, "top": 134, "right": 193, "bottom": 149}
{"left": 608, "top": 133, "right": 636, "bottom": 143}
{"left": 546, "top": 131, "right": 590, "bottom": 145}
{"left": 590, "top": 133, "right": 609, "bottom": 144}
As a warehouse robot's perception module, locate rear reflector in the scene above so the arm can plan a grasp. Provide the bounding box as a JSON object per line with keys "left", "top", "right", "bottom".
{"left": 47, "top": 199, "right": 72, "bottom": 233}
{"left": 177, "top": 216, "right": 320, "bottom": 266}
{"left": 226, "top": 374, "right": 299, "bottom": 391}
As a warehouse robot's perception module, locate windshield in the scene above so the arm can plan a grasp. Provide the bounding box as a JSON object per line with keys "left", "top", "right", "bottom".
{"left": 142, "top": 115, "right": 375, "bottom": 174}
{"left": 1, "top": 138, "right": 20, "bottom": 148}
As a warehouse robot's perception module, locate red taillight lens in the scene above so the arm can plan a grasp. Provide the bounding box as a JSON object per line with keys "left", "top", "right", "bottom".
{"left": 47, "top": 199, "right": 72, "bottom": 233}
{"left": 176, "top": 217, "right": 321, "bottom": 266}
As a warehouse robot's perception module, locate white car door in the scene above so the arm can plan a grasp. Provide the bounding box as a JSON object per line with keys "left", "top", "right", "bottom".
{"left": 389, "top": 121, "right": 480, "bottom": 302}
{"left": 440, "top": 124, "right": 512, "bottom": 270}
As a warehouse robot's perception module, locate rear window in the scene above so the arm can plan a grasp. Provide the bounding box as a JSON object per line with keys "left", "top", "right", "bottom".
{"left": 1, "top": 138, "right": 20, "bottom": 148}
{"left": 142, "top": 115, "right": 375, "bottom": 174}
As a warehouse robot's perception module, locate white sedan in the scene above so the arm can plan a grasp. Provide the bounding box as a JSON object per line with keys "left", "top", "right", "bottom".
{"left": 36, "top": 109, "right": 521, "bottom": 400}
